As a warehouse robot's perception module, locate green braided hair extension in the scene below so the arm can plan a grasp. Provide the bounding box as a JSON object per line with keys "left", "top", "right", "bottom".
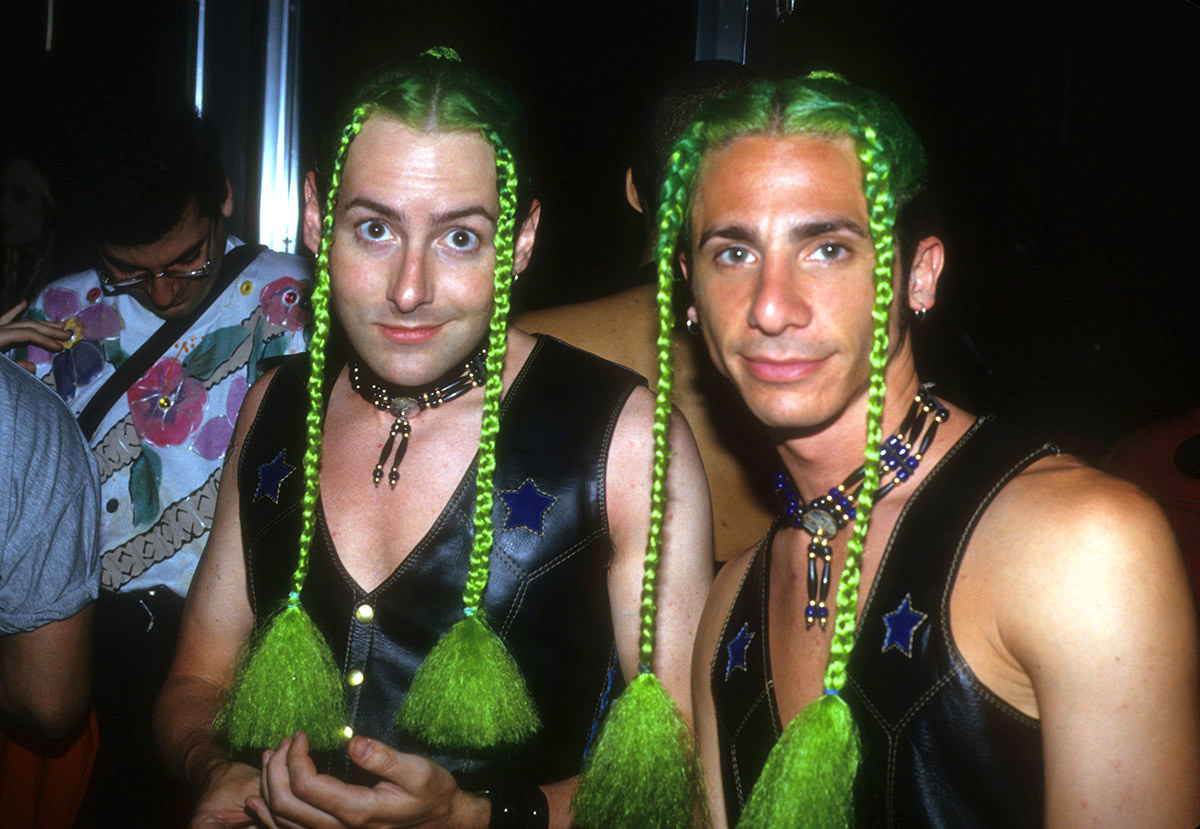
{"left": 218, "top": 108, "right": 369, "bottom": 753}
{"left": 397, "top": 134, "right": 540, "bottom": 748}
{"left": 737, "top": 109, "right": 901, "bottom": 829}
{"left": 573, "top": 125, "right": 708, "bottom": 829}
{"left": 586, "top": 73, "right": 924, "bottom": 827}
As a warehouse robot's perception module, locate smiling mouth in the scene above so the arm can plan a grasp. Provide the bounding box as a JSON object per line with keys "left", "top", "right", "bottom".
{"left": 376, "top": 322, "right": 445, "bottom": 344}
{"left": 742, "top": 354, "right": 828, "bottom": 382}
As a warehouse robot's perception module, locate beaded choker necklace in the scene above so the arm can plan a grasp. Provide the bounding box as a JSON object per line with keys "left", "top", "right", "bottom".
{"left": 349, "top": 347, "right": 487, "bottom": 487}
{"left": 775, "top": 385, "right": 949, "bottom": 630}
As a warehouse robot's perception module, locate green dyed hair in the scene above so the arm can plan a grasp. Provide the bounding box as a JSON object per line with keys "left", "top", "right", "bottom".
{"left": 656, "top": 73, "right": 928, "bottom": 827}
{"left": 220, "top": 47, "right": 544, "bottom": 753}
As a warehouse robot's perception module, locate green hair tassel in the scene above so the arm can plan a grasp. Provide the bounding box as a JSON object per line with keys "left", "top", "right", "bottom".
{"left": 217, "top": 597, "right": 349, "bottom": 751}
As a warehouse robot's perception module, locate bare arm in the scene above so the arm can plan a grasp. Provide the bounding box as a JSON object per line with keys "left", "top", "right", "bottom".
{"left": 0, "top": 603, "right": 93, "bottom": 737}
{"left": 606, "top": 386, "right": 715, "bottom": 722}
{"left": 994, "top": 469, "right": 1200, "bottom": 826}
{"left": 154, "top": 369, "right": 273, "bottom": 825}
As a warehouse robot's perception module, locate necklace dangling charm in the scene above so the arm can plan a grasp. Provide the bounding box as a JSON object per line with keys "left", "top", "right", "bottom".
{"left": 776, "top": 385, "right": 949, "bottom": 630}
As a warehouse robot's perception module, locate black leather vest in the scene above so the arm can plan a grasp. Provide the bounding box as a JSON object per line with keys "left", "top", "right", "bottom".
{"left": 238, "top": 336, "right": 642, "bottom": 783}
{"left": 713, "top": 418, "right": 1057, "bottom": 827}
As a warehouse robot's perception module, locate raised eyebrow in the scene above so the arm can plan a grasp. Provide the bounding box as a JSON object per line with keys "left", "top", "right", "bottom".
{"left": 431, "top": 205, "right": 496, "bottom": 228}
{"left": 697, "top": 224, "right": 757, "bottom": 249}
{"left": 342, "top": 196, "right": 403, "bottom": 223}
{"left": 790, "top": 218, "right": 870, "bottom": 243}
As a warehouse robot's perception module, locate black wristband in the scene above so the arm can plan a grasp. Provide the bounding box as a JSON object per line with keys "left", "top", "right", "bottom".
{"left": 453, "top": 772, "right": 550, "bottom": 829}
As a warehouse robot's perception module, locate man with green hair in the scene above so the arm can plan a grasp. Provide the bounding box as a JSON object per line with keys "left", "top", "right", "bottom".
{"left": 155, "top": 53, "right": 713, "bottom": 828}
{"left": 669, "top": 75, "right": 1200, "bottom": 826}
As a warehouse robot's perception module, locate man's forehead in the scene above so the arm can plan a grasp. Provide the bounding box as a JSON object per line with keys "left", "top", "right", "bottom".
{"left": 690, "top": 133, "right": 866, "bottom": 223}
{"left": 340, "top": 114, "right": 499, "bottom": 206}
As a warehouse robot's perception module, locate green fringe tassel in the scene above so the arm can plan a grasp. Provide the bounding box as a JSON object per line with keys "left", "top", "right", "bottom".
{"left": 572, "top": 672, "right": 704, "bottom": 829}
{"left": 736, "top": 692, "right": 860, "bottom": 829}
{"left": 217, "top": 604, "right": 347, "bottom": 752}
{"left": 396, "top": 614, "right": 540, "bottom": 747}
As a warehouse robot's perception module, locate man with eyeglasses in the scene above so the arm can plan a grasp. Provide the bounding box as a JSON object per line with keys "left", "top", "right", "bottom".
{"left": 3, "top": 102, "right": 312, "bottom": 826}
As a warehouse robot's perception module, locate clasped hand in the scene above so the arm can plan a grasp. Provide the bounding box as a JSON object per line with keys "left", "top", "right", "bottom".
{"left": 245, "top": 730, "right": 490, "bottom": 829}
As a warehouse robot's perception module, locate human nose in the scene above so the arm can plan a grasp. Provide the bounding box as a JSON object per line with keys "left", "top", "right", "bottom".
{"left": 389, "top": 245, "right": 433, "bottom": 313}
{"left": 146, "top": 274, "right": 181, "bottom": 309}
{"left": 747, "top": 254, "right": 812, "bottom": 335}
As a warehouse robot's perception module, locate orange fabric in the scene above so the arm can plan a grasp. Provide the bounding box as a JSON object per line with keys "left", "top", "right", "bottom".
{"left": 0, "top": 706, "right": 99, "bottom": 829}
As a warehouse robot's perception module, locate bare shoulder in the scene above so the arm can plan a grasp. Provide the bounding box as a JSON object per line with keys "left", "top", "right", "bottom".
{"left": 971, "top": 451, "right": 1194, "bottom": 666}
{"left": 514, "top": 285, "right": 658, "bottom": 377}
{"left": 980, "top": 452, "right": 1180, "bottom": 577}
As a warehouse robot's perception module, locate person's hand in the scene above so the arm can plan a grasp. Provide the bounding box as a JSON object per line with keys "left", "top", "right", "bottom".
{"left": 189, "top": 759, "right": 262, "bottom": 828}
{"left": 0, "top": 301, "right": 69, "bottom": 370}
{"left": 246, "top": 730, "right": 490, "bottom": 829}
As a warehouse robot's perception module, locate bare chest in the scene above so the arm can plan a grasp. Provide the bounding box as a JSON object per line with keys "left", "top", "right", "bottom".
{"left": 319, "top": 396, "right": 482, "bottom": 592}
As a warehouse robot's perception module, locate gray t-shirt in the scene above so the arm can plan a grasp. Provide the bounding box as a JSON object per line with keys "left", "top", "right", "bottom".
{"left": 0, "top": 353, "right": 100, "bottom": 633}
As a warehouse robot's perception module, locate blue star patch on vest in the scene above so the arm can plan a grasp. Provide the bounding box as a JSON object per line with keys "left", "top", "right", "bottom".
{"left": 725, "top": 622, "right": 755, "bottom": 680}
{"left": 881, "top": 593, "right": 927, "bottom": 657}
{"left": 255, "top": 450, "right": 295, "bottom": 503}
{"left": 498, "top": 478, "right": 556, "bottom": 533}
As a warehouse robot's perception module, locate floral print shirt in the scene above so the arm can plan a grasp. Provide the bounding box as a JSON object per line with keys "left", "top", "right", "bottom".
{"left": 23, "top": 239, "right": 312, "bottom": 596}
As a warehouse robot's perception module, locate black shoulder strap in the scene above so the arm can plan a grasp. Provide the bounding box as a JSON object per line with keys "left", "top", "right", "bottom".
{"left": 77, "top": 242, "right": 267, "bottom": 440}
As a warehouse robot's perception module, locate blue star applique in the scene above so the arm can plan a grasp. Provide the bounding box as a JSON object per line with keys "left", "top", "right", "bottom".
{"left": 881, "top": 594, "right": 927, "bottom": 657}
{"left": 254, "top": 450, "right": 295, "bottom": 503}
{"left": 499, "top": 478, "right": 556, "bottom": 533}
{"left": 725, "top": 623, "right": 755, "bottom": 680}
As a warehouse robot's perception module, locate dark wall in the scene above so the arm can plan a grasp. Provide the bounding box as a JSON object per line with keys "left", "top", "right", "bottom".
{"left": 769, "top": 0, "right": 1200, "bottom": 456}
{"left": 3, "top": 0, "right": 1196, "bottom": 458}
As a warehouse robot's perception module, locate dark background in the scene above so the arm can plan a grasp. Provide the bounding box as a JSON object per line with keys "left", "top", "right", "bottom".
{"left": 3, "top": 0, "right": 1197, "bottom": 461}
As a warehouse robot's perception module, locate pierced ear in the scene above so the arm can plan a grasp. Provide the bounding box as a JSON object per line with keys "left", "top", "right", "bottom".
{"left": 907, "top": 236, "right": 945, "bottom": 314}
{"left": 302, "top": 171, "right": 322, "bottom": 257}
{"left": 513, "top": 199, "right": 541, "bottom": 274}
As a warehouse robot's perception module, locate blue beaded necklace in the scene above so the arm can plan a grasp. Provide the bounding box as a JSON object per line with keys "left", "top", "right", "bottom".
{"left": 775, "top": 385, "right": 949, "bottom": 629}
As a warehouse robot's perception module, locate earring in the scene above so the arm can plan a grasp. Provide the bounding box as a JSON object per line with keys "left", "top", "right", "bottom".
{"left": 914, "top": 304, "right": 927, "bottom": 323}
{"left": 685, "top": 315, "right": 701, "bottom": 336}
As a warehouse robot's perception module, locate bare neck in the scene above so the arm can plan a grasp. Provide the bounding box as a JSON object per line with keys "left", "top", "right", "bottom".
{"left": 774, "top": 346, "right": 923, "bottom": 503}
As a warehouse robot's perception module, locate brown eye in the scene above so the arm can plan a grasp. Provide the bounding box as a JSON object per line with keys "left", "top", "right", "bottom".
{"left": 357, "top": 220, "right": 393, "bottom": 241}
{"left": 444, "top": 229, "right": 479, "bottom": 251}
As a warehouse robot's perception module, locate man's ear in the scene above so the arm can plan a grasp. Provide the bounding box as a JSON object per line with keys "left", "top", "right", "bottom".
{"left": 302, "top": 171, "right": 322, "bottom": 257}
{"left": 906, "top": 236, "right": 945, "bottom": 314}
{"left": 513, "top": 198, "right": 541, "bottom": 274}
{"left": 221, "top": 177, "right": 234, "bottom": 219}
{"left": 625, "top": 168, "right": 644, "bottom": 214}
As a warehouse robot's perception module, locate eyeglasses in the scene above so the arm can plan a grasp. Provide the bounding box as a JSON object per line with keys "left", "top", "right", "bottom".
{"left": 98, "top": 221, "right": 216, "bottom": 292}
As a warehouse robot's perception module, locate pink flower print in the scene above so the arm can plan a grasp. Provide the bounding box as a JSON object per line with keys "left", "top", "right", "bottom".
{"left": 128, "top": 358, "right": 208, "bottom": 447}
{"left": 260, "top": 277, "right": 309, "bottom": 331}
{"left": 191, "top": 375, "right": 248, "bottom": 460}
{"left": 28, "top": 286, "right": 123, "bottom": 402}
